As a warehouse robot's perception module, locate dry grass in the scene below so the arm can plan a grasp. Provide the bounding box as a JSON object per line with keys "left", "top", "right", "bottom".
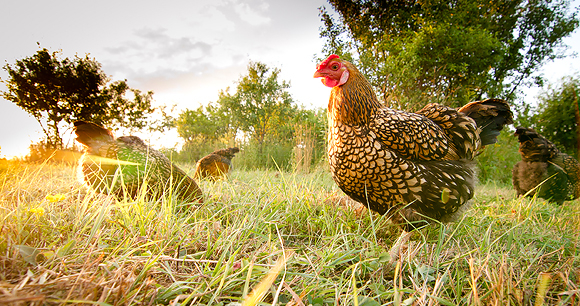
{"left": 0, "top": 160, "right": 579, "bottom": 305}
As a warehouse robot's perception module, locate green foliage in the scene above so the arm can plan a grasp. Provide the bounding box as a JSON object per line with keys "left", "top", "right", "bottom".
{"left": 235, "top": 138, "right": 295, "bottom": 170}
{"left": 167, "top": 139, "right": 231, "bottom": 165}
{"left": 1, "top": 47, "right": 157, "bottom": 149}
{"left": 174, "top": 62, "right": 329, "bottom": 171}
{"left": 218, "top": 61, "right": 295, "bottom": 147}
{"left": 319, "top": 0, "right": 579, "bottom": 110}
{"left": 175, "top": 102, "right": 237, "bottom": 144}
{"left": 290, "top": 107, "right": 328, "bottom": 172}
{"left": 172, "top": 101, "right": 239, "bottom": 164}
{"left": 233, "top": 107, "right": 327, "bottom": 171}
{"left": 518, "top": 76, "right": 579, "bottom": 158}
{"left": 476, "top": 129, "right": 521, "bottom": 185}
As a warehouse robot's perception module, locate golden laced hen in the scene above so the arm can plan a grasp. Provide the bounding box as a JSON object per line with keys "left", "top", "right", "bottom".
{"left": 194, "top": 147, "right": 240, "bottom": 180}
{"left": 314, "top": 54, "right": 513, "bottom": 231}
{"left": 74, "top": 121, "right": 203, "bottom": 202}
{"left": 512, "top": 127, "right": 580, "bottom": 204}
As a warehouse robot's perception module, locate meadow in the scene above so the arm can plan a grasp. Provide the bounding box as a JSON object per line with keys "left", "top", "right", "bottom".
{"left": 0, "top": 159, "right": 578, "bottom": 305}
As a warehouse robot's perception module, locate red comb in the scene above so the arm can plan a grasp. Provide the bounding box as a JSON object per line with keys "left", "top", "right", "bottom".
{"left": 317, "top": 54, "right": 340, "bottom": 69}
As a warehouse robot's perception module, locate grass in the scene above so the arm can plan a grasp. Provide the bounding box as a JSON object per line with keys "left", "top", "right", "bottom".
{"left": 0, "top": 160, "right": 579, "bottom": 305}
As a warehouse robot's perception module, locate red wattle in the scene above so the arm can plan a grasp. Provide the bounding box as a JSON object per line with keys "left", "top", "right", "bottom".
{"left": 322, "top": 77, "right": 339, "bottom": 88}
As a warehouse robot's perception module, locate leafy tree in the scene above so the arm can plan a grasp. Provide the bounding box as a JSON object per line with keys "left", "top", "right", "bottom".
{"left": 174, "top": 61, "right": 299, "bottom": 169}
{"left": 173, "top": 102, "right": 238, "bottom": 161}
{"left": 175, "top": 103, "right": 232, "bottom": 143}
{"left": 1, "top": 47, "right": 156, "bottom": 149}
{"left": 217, "top": 61, "right": 295, "bottom": 153}
{"left": 174, "top": 62, "right": 327, "bottom": 170}
{"left": 520, "top": 76, "right": 579, "bottom": 158}
{"left": 319, "top": 0, "right": 579, "bottom": 110}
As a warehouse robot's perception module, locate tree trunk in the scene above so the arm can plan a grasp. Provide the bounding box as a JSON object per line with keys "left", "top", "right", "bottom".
{"left": 47, "top": 110, "right": 63, "bottom": 149}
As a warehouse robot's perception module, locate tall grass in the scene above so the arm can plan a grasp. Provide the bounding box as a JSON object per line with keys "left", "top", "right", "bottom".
{"left": 0, "top": 160, "right": 578, "bottom": 305}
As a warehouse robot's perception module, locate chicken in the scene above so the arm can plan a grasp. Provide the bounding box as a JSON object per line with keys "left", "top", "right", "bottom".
{"left": 512, "top": 126, "right": 580, "bottom": 204}
{"left": 314, "top": 54, "right": 513, "bottom": 230}
{"left": 194, "top": 147, "right": 240, "bottom": 180}
{"left": 74, "top": 121, "right": 203, "bottom": 202}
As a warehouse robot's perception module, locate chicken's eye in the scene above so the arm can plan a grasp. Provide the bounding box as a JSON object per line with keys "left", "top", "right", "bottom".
{"left": 331, "top": 64, "right": 339, "bottom": 70}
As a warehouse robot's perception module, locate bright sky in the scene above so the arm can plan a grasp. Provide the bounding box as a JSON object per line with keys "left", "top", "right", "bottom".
{"left": 1, "top": 0, "right": 579, "bottom": 159}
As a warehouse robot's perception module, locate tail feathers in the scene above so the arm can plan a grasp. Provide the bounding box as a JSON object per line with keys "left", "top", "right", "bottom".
{"left": 74, "top": 121, "right": 115, "bottom": 150}
{"left": 514, "top": 126, "right": 543, "bottom": 143}
{"left": 514, "top": 126, "right": 560, "bottom": 162}
{"left": 213, "top": 147, "right": 240, "bottom": 160}
{"left": 459, "top": 99, "right": 513, "bottom": 146}
{"left": 514, "top": 126, "right": 537, "bottom": 143}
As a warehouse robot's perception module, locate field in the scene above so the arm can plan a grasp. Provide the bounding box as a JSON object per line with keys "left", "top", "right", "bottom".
{"left": 0, "top": 160, "right": 579, "bottom": 305}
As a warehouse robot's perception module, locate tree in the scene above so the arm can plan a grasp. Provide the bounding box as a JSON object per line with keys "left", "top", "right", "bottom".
{"left": 1, "top": 47, "right": 156, "bottom": 149}
{"left": 319, "top": 0, "right": 579, "bottom": 110}
{"left": 520, "top": 76, "right": 579, "bottom": 158}
{"left": 175, "top": 61, "right": 298, "bottom": 169}
{"left": 217, "top": 61, "right": 295, "bottom": 153}
{"left": 174, "top": 62, "right": 325, "bottom": 169}
{"left": 175, "top": 104, "right": 230, "bottom": 143}
{"left": 172, "top": 101, "right": 239, "bottom": 161}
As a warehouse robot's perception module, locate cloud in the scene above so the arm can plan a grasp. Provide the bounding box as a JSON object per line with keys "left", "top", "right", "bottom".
{"left": 103, "top": 27, "right": 219, "bottom": 78}
{"left": 100, "top": 0, "right": 278, "bottom": 81}
{"left": 134, "top": 27, "right": 169, "bottom": 41}
{"left": 98, "top": 0, "right": 296, "bottom": 110}
{"left": 233, "top": 1, "right": 271, "bottom": 26}
{"left": 133, "top": 28, "right": 214, "bottom": 59}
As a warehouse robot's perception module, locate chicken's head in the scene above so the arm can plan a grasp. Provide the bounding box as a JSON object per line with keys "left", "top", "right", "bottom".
{"left": 314, "top": 54, "right": 350, "bottom": 88}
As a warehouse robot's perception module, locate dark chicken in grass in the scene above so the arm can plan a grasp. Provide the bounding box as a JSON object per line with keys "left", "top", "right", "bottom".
{"left": 314, "top": 54, "right": 513, "bottom": 230}
{"left": 74, "top": 121, "right": 203, "bottom": 202}
{"left": 195, "top": 147, "right": 240, "bottom": 180}
{"left": 512, "top": 127, "right": 580, "bottom": 204}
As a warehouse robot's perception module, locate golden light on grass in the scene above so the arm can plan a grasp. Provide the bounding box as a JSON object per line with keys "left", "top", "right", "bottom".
{"left": 242, "top": 250, "right": 294, "bottom": 306}
{"left": 82, "top": 154, "right": 140, "bottom": 166}
{"left": 1, "top": 163, "right": 578, "bottom": 305}
{"left": 45, "top": 193, "right": 66, "bottom": 202}
{"left": 28, "top": 207, "right": 45, "bottom": 216}
{"left": 535, "top": 272, "right": 552, "bottom": 306}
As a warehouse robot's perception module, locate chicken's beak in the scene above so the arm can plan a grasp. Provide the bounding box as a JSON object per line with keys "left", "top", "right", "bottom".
{"left": 313, "top": 70, "right": 325, "bottom": 78}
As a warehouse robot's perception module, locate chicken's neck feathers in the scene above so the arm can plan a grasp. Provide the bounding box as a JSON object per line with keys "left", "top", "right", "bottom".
{"left": 328, "top": 68, "right": 383, "bottom": 126}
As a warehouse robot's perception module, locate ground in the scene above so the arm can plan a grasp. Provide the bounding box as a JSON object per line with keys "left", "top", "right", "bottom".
{"left": 0, "top": 161, "right": 578, "bottom": 305}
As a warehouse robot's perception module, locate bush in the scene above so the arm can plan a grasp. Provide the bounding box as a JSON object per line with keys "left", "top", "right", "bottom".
{"left": 234, "top": 139, "right": 295, "bottom": 170}
{"left": 476, "top": 129, "right": 521, "bottom": 185}
{"left": 24, "top": 140, "right": 82, "bottom": 164}
{"left": 162, "top": 139, "right": 234, "bottom": 164}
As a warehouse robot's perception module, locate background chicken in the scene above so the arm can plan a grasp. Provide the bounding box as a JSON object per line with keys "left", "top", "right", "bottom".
{"left": 194, "top": 147, "right": 240, "bottom": 180}
{"left": 74, "top": 121, "right": 203, "bottom": 202}
{"left": 512, "top": 126, "right": 580, "bottom": 204}
{"left": 314, "top": 54, "right": 513, "bottom": 230}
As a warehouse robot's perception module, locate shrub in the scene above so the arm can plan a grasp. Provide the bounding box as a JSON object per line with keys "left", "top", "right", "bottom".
{"left": 476, "top": 129, "right": 520, "bottom": 185}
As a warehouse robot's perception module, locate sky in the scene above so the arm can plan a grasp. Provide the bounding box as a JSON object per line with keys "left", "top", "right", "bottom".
{"left": 1, "top": 0, "right": 579, "bottom": 159}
